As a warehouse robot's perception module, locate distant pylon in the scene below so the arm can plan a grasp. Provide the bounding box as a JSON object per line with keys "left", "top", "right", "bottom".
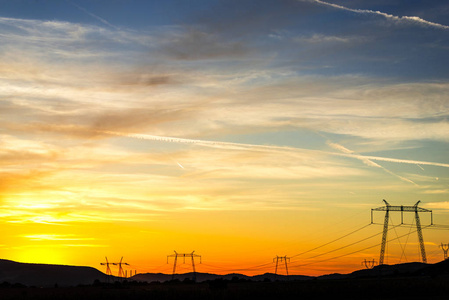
{"left": 273, "top": 255, "right": 290, "bottom": 276}
{"left": 440, "top": 243, "right": 449, "bottom": 260}
{"left": 362, "top": 259, "right": 377, "bottom": 269}
{"left": 167, "top": 251, "right": 202, "bottom": 281}
{"left": 112, "top": 257, "right": 129, "bottom": 278}
{"left": 371, "top": 200, "right": 432, "bottom": 265}
{"left": 100, "top": 257, "right": 112, "bottom": 276}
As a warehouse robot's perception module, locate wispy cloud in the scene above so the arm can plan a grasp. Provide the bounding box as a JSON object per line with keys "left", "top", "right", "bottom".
{"left": 21, "top": 234, "right": 94, "bottom": 241}
{"left": 294, "top": 34, "right": 356, "bottom": 44}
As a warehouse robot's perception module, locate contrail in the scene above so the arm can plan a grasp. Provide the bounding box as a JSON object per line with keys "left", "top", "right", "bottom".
{"left": 99, "top": 129, "right": 449, "bottom": 170}
{"left": 66, "top": 0, "right": 120, "bottom": 30}
{"left": 327, "top": 141, "right": 417, "bottom": 186}
{"left": 306, "top": 0, "right": 449, "bottom": 30}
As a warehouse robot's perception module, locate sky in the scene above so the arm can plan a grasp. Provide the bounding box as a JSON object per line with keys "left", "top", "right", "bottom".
{"left": 0, "top": 0, "right": 448, "bottom": 277}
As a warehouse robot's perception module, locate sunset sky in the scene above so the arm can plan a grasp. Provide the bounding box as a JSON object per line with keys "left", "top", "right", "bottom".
{"left": 1, "top": 0, "right": 448, "bottom": 276}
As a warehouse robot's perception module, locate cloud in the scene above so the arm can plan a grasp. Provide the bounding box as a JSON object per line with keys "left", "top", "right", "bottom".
{"left": 21, "top": 234, "right": 94, "bottom": 241}
{"left": 160, "top": 28, "right": 249, "bottom": 60}
{"left": 426, "top": 201, "right": 449, "bottom": 210}
{"left": 294, "top": 34, "right": 356, "bottom": 44}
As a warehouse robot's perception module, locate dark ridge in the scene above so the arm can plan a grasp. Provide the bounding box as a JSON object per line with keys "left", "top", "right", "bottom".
{"left": 2, "top": 258, "right": 449, "bottom": 288}
{"left": 0, "top": 259, "right": 108, "bottom": 287}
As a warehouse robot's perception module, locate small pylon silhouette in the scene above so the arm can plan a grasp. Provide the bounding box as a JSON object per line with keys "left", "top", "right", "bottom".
{"left": 273, "top": 255, "right": 290, "bottom": 276}
{"left": 167, "top": 251, "right": 201, "bottom": 281}
{"left": 100, "top": 257, "right": 112, "bottom": 276}
{"left": 440, "top": 243, "right": 449, "bottom": 260}
{"left": 112, "top": 257, "right": 129, "bottom": 278}
{"left": 362, "top": 259, "right": 377, "bottom": 269}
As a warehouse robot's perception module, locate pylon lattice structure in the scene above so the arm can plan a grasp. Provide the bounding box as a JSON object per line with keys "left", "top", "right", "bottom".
{"left": 100, "top": 257, "right": 112, "bottom": 276}
{"left": 362, "top": 259, "right": 377, "bottom": 269}
{"left": 371, "top": 200, "right": 433, "bottom": 265}
{"left": 167, "top": 251, "right": 202, "bottom": 281}
{"left": 273, "top": 255, "right": 290, "bottom": 276}
{"left": 112, "top": 257, "right": 129, "bottom": 278}
{"left": 440, "top": 243, "right": 449, "bottom": 260}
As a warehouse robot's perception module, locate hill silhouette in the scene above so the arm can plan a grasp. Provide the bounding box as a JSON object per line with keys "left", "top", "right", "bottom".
{"left": 1, "top": 258, "right": 449, "bottom": 288}
{"left": 0, "top": 259, "right": 107, "bottom": 287}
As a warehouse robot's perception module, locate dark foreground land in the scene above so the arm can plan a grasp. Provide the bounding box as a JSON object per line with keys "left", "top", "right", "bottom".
{"left": 1, "top": 276, "right": 449, "bottom": 300}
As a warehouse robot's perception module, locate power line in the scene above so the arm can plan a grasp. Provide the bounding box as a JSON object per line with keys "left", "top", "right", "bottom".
{"left": 292, "top": 224, "right": 391, "bottom": 263}
{"left": 290, "top": 225, "right": 432, "bottom": 269}
{"left": 290, "top": 223, "right": 372, "bottom": 258}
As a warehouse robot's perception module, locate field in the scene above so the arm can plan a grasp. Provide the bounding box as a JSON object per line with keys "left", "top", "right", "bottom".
{"left": 1, "top": 276, "right": 449, "bottom": 300}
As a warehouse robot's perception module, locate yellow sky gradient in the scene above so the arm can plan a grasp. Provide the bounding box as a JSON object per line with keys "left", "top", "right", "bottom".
{"left": 1, "top": 1, "right": 449, "bottom": 277}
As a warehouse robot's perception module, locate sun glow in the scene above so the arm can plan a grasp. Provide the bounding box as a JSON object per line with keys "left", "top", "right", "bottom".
{"left": 12, "top": 247, "right": 68, "bottom": 266}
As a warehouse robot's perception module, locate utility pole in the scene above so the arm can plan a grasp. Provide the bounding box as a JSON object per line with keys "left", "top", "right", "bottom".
{"left": 273, "top": 255, "right": 290, "bottom": 276}
{"left": 362, "top": 259, "right": 377, "bottom": 269}
{"left": 371, "top": 200, "right": 432, "bottom": 265}
{"left": 112, "top": 257, "right": 129, "bottom": 278}
{"left": 440, "top": 243, "right": 449, "bottom": 260}
{"left": 167, "top": 251, "right": 202, "bottom": 281}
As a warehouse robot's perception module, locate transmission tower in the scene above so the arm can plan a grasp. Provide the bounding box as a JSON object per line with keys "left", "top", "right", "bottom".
{"left": 100, "top": 257, "right": 112, "bottom": 276}
{"left": 112, "top": 257, "right": 129, "bottom": 278}
{"left": 273, "top": 255, "right": 290, "bottom": 276}
{"left": 371, "top": 200, "right": 432, "bottom": 265}
{"left": 362, "top": 259, "right": 376, "bottom": 269}
{"left": 440, "top": 243, "right": 449, "bottom": 260}
{"left": 167, "top": 251, "right": 202, "bottom": 281}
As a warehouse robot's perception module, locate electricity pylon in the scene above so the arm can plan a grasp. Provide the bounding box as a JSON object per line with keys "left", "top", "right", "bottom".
{"left": 167, "top": 251, "right": 202, "bottom": 281}
{"left": 100, "top": 257, "right": 112, "bottom": 276}
{"left": 273, "top": 255, "right": 290, "bottom": 276}
{"left": 112, "top": 257, "right": 129, "bottom": 278}
{"left": 440, "top": 243, "right": 449, "bottom": 260}
{"left": 362, "top": 259, "right": 376, "bottom": 269}
{"left": 371, "top": 200, "right": 432, "bottom": 265}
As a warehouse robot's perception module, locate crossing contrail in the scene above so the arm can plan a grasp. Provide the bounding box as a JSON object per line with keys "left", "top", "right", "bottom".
{"left": 99, "top": 129, "right": 449, "bottom": 169}
{"left": 306, "top": 0, "right": 449, "bottom": 30}
{"left": 326, "top": 141, "right": 418, "bottom": 186}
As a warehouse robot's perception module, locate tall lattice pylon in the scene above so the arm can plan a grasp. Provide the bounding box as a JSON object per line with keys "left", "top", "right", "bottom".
{"left": 371, "top": 200, "right": 433, "bottom": 265}
{"left": 440, "top": 243, "right": 449, "bottom": 260}
{"left": 167, "top": 251, "right": 202, "bottom": 281}
{"left": 100, "top": 257, "right": 112, "bottom": 276}
{"left": 273, "top": 255, "right": 290, "bottom": 276}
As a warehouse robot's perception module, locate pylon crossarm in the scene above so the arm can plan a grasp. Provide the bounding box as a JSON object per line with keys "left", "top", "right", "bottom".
{"left": 372, "top": 205, "right": 431, "bottom": 212}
